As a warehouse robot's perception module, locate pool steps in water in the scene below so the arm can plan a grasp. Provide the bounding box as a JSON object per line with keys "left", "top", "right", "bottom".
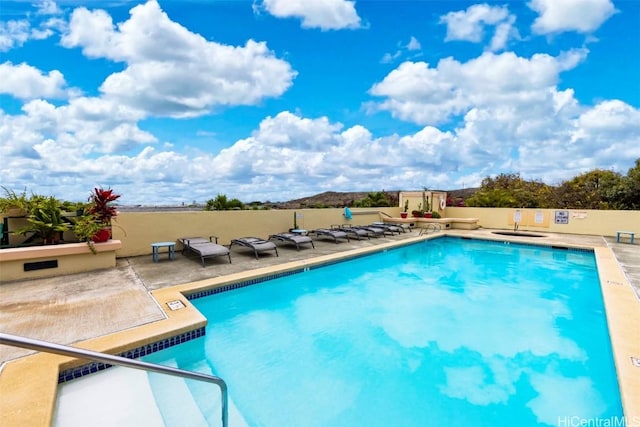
{"left": 54, "top": 361, "right": 248, "bottom": 427}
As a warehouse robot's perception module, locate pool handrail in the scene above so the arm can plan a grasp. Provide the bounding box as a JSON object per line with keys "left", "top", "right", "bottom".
{"left": 419, "top": 223, "right": 442, "bottom": 235}
{"left": 0, "top": 332, "right": 228, "bottom": 427}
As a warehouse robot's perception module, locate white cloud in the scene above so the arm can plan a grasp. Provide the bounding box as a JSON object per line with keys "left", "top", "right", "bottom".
{"left": 440, "top": 4, "right": 518, "bottom": 52}
{"left": 0, "top": 62, "right": 70, "bottom": 100}
{"left": 381, "top": 36, "right": 422, "bottom": 64}
{"left": 407, "top": 36, "right": 421, "bottom": 51}
{"left": 0, "top": 1, "right": 62, "bottom": 52}
{"left": 380, "top": 51, "right": 401, "bottom": 64}
{"left": 369, "top": 50, "right": 588, "bottom": 126}
{"left": 489, "top": 16, "right": 517, "bottom": 52}
{"left": 35, "top": 0, "right": 62, "bottom": 16}
{"left": 61, "top": 0, "right": 296, "bottom": 118}
{"left": 0, "top": 20, "right": 31, "bottom": 51}
{"left": 0, "top": 0, "right": 636, "bottom": 204}
{"left": 367, "top": 48, "right": 640, "bottom": 187}
{"left": 257, "top": 0, "right": 362, "bottom": 30}
{"left": 0, "top": 96, "right": 155, "bottom": 164}
{"left": 2, "top": 96, "right": 639, "bottom": 204}
{"left": 529, "top": 0, "right": 616, "bottom": 34}
{"left": 380, "top": 36, "right": 422, "bottom": 64}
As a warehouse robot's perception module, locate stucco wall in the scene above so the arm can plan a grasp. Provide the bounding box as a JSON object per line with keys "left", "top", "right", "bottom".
{"left": 4, "top": 206, "right": 637, "bottom": 259}
{"left": 0, "top": 241, "right": 121, "bottom": 282}
{"left": 112, "top": 207, "right": 400, "bottom": 257}
{"left": 445, "top": 207, "right": 640, "bottom": 237}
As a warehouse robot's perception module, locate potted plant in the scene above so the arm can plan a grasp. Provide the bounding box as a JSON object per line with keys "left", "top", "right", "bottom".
{"left": 422, "top": 188, "right": 432, "bottom": 218}
{"left": 86, "top": 187, "right": 121, "bottom": 242}
{"left": 73, "top": 214, "right": 105, "bottom": 254}
{"left": 411, "top": 203, "right": 424, "bottom": 218}
{"left": 400, "top": 200, "right": 409, "bottom": 218}
{"left": 16, "top": 196, "right": 70, "bottom": 244}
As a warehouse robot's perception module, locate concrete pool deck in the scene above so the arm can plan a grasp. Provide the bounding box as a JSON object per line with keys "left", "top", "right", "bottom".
{"left": 1, "top": 229, "right": 638, "bottom": 425}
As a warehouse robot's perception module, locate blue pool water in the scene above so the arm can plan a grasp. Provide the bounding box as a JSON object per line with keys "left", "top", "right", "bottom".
{"left": 144, "top": 237, "right": 622, "bottom": 426}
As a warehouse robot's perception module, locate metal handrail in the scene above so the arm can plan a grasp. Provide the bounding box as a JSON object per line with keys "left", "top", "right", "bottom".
{"left": 419, "top": 223, "right": 442, "bottom": 235}
{"left": 0, "top": 332, "right": 228, "bottom": 427}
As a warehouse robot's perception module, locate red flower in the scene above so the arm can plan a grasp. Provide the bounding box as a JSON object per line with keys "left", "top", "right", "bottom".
{"left": 87, "top": 187, "right": 121, "bottom": 225}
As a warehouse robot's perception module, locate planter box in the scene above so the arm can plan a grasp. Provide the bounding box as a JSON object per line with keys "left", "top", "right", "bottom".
{"left": 0, "top": 240, "right": 122, "bottom": 282}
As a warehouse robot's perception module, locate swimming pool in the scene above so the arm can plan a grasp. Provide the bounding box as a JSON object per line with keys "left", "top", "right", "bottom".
{"left": 140, "top": 237, "right": 622, "bottom": 426}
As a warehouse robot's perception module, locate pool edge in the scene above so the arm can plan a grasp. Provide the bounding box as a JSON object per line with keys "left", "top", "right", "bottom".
{"left": 594, "top": 246, "right": 640, "bottom": 421}
{"left": 1, "top": 231, "right": 638, "bottom": 425}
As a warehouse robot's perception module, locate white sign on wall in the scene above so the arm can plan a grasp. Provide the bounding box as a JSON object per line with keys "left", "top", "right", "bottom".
{"left": 555, "top": 211, "right": 569, "bottom": 224}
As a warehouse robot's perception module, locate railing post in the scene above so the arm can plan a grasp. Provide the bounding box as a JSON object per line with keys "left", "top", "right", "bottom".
{"left": 0, "top": 333, "right": 228, "bottom": 427}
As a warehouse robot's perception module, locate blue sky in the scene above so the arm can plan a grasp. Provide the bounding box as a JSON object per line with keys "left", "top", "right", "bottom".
{"left": 1, "top": 0, "right": 639, "bottom": 205}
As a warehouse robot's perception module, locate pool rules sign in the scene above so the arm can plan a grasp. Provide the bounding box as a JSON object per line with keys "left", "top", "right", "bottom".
{"left": 555, "top": 210, "right": 569, "bottom": 224}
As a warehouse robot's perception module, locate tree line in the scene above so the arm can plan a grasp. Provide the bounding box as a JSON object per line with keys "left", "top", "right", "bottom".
{"left": 464, "top": 158, "right": 640, "bottom": 210}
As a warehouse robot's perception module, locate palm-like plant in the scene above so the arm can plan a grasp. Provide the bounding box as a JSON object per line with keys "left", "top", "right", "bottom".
{"left": 87, "top": 187, "right": 120, "bottom": 226}
{"left": 17, "top": 196, "right": 70, "bottom": 244}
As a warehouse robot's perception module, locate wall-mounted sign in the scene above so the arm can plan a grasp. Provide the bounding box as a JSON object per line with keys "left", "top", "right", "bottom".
{"left": 555, "top": 210, "right": 569, "bottom": 224}
{"left": 514, "top": 210, "right": 522, "bottom": 223}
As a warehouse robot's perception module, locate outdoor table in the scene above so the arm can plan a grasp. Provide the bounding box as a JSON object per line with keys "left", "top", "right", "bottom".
{"left": 616, "top": 231, "right": 635, "bottom": 244}
{"left": 151, "top": 242, "right": 176, "bottom": 262}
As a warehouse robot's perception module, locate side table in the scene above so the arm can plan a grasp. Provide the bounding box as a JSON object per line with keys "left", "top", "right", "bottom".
{"left": 151, "top": 242, "right": 176, "bottom": 262}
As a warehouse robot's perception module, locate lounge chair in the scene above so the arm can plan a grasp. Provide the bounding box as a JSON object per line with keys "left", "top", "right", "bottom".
{"left": 331, "top": 225, "right": 370, "bottom": 240}
{"left": 310, "top": 228, "right": 350, "bottom": 243}
{"left": 352, "top": 225, "right": 386, "bottom": 237}
{"left": 179, "top": 236, "right": 231, "bottom": 267}
{"left": 230, "top": 237, "right": 279, "bottom": 259}
{"left": 268, "top": 233, "right": 315, "bottom": 251}
{"left": 370, "top": 222, "right": 404, "bottom": 234}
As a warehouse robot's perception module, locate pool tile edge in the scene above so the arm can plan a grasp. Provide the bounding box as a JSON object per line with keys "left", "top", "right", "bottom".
{"left": 594, "top": 246, "right": 640, "bottom": 420}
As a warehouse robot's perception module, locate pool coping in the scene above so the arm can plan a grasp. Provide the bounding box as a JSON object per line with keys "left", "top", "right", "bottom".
{"left": 0, "top": 231, "right": 638, "bottom": 425}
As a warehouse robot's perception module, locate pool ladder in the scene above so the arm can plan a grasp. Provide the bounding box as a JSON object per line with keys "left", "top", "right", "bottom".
{"left": 419, "top": 223, "right": 442, "bottom": 236}
{"left": 0, "top": 332, "right": 228, "bottom": 427}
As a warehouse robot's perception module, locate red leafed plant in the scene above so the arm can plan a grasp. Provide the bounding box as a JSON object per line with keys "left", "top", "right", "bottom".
{"left": 87, "top": 187, "right": 120, "bottom": 225}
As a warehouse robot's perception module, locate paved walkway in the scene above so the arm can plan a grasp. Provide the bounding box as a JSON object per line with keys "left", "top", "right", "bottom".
{"left": 1, "top": 229, "right": 638, "bottom": 363}
{"left": 605, "top": 236, "right": 640, "bottom": 299}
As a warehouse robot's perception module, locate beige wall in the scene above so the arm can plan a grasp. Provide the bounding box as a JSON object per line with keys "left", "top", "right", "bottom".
{"left": 4, "top": 205, "right": 637, "bottom": 259}
{"left": 446, "top": 207, "right": 640, "bottom": 237}
{"left": 399, "top": 191, "right": 447, "bottom": 215}
{"left": 112, "top": 207, "right": 400, "bottom": 257}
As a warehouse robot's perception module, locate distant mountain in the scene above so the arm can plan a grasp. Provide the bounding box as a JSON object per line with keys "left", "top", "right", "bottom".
{"left": 119, "top": 188, "right": 479, "bottom": 211}
{"left": 273, "top": 191, "right": 399, "bottom": 209}
{"left": 273, "top": 189, "right": 478, "bottom": 209}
